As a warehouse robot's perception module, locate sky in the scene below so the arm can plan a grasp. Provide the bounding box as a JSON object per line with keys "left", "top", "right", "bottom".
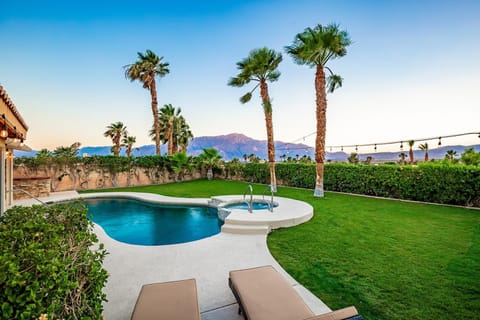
{"left": 1, "top": 0, "right": 479, "bottom": 152}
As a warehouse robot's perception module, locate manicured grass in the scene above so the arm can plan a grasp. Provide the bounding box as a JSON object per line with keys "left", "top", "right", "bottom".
{"left": 82, "top": 180, "right": 480, "bottom": 319}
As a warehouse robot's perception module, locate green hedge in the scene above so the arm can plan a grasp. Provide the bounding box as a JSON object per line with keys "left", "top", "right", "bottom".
{"left": 234, "top": 162, "right": 480, "bottom": 207}
{"left": 0, "top": 202, "right": 108, "bottom": 319}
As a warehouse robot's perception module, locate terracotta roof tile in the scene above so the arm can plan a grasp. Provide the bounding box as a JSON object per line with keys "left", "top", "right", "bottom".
{"left": 0, "top": 85, "right": 29, "bottom": 130}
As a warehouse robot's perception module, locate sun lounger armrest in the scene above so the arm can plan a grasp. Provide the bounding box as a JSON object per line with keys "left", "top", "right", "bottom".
{"left": 304, "top": 306, "right": 359, "bottom": 320}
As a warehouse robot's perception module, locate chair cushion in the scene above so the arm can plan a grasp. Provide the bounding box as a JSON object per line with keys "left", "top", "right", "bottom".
{"left": 229, "top": 265, "right": 314, "bottom": 320}
{"left": 131, "top": 279, "right": 200, "bottom": 320}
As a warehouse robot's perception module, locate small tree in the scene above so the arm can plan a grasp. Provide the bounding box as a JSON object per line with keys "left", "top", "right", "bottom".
{"left": 169, "top": 152, "right": 194, "bottom": 181}
{"left": 123, "top": 136, "right": 136, "bottom": 157}
{"left": 348, "top": 152, "right": 359, "bottom": 164}
{"left": 198, "top": 148, "right": 223, "bottom": 180}
{"left": 461, "top": 148, "right": 480, "bottom": 166}
{"left": 408, "top": 140, "right": 415, "bottom": 164}
{"left": 419, "top": 143, "right": 429, "bottom": 162}
{"left": 398, "top": 152, "right": 407, "bottom": 165}
{"left": 363, "top": 156, "right": 373, "bottom": 165}
{"left": 104, "top": 122, "right": 127, "bottom": 156}
{"left": 445, "top": 150, "right": 458, "bottom": 163}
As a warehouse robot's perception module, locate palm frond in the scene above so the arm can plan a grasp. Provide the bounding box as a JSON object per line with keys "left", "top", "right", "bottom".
{"left": 240, "top": 92, "right": 252, "bottom": 104}
{"left": 327, "top": 74, "right": 343, "bottom": 93}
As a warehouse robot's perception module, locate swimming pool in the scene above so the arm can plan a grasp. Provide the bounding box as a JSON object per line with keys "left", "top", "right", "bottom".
{"left": 85, "top": 198, "right": 222, "bottom": 246}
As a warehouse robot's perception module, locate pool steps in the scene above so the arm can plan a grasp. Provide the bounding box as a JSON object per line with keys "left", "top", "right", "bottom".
{"left": 221, "top": 223, "right": 270, "bottom": 235}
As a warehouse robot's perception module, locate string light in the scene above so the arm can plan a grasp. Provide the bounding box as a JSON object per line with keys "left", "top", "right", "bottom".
{"left": 275, "top": 131, "right": 479, "bottom": 153}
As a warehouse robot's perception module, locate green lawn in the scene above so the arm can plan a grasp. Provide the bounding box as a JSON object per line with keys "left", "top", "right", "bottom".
{"left": 81, "top": 180, "right": 480, "bottom": 319}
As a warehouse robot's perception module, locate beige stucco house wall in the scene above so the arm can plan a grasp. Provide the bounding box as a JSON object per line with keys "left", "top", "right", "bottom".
{"left": 0, "top": 85, "right": 29, "bottom": 213}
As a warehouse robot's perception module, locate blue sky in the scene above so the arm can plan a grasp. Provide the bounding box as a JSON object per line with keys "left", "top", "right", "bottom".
{"left": 1, "top": 0, "right": 479, "bottom": 151}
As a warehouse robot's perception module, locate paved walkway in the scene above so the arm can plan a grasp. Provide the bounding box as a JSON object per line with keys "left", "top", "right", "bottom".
{"left": 12, "top": 191, "right": 331, "bottom": 319}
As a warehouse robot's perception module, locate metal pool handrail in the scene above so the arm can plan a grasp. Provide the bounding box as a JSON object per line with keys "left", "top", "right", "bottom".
{"left": 262, "top": 185, "right": 274, "bottom": 212}
{"left": 243, "top": 184, "right": 253, "bottom": 213}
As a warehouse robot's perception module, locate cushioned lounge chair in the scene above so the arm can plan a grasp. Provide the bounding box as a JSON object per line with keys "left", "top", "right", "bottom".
{"left": 229, "top": 265, "right": 360, "bottom": 320}
{"left": 131, "top": 279, "right": 200, "bottom": 320}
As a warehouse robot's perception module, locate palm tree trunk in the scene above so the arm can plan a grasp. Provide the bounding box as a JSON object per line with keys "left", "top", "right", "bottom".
{"left": 114, "top": 135, "right": 120, "bottom": 156}
{"left": 314, "top": 65, "right": 327, "bottom": 197}
{"left": 409, "top": 148, "right": 414, "bottom": 164}
{"left": 150, "top": 79, "right": 161, "bottom": 155}
{"left": 425, "top": 152, "right": 429, "bottom": 162}
{"left": 260, "top": 80, "right": 277, "bottom": 192}
{"left": 167, "top": 123, "right": 173, "bottom": 155}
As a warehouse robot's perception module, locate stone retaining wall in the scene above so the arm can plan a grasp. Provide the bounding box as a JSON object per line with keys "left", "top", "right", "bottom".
{"left": 13, "top": 177, "right": 51, "bottom": 200}
{"left": 13, "top": 164, "right": 227, "bottom": 192}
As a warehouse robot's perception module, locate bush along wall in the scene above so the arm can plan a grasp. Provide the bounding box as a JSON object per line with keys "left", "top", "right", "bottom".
{"left": 0, "top": 201, "right": 108, "bottom": 319}
{"left": 233, "top": 162, "right": 480, "bottom": 207}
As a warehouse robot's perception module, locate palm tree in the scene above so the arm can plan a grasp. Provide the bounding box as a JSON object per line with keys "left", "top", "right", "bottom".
{"left": 286, "top": 23, "right": 351, "bottom": 197}
{"left": 408, "top": 140, "right": 415, "bottom": 164}
{"left": 419, "top": 143, "right": 429, "bottom": 162}
{"left": 399, "top": 152, "right": 407, "bottom": 165}
{"left": 159, "top": 104, "right": 181, "bottom": 155}
{"left": 198, "top": 148, "right": 223, "bottom": 180}
{"left": 124, "top": 50, "right": 169, "bottom": 155}
{"left": 104, "top": 122, "right": 127, "bottom": 156}
{"left": 123, "top": 136, "right": 136, "bottom": 157}
{"left": 172, "top": 115, "right": 193, "bottom": 153}
{"left": 445, "top": 150, "right": 457, "bottom": 163}
{"left": 348, "top": 152, "right": 359, "bottom": 164}
{"left": 149, "top": 110, "right": 193, "bottom": 154}
{"left": 228, "top": 47, "right": 282, "bottom": 192}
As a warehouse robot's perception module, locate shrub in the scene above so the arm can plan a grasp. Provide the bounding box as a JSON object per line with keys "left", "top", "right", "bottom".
{"left": 0, "top": 201, "right": 108, "bottom": 319}
{"left": 235, "top": 162, "right": 480, "bottom": 207}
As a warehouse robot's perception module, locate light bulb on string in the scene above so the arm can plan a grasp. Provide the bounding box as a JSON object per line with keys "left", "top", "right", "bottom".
{"left": 400, "top": 141, "right": 403, "bottom": 150}
{"left": 438, "top": 137, "right": 442, "bottom": 146}
{"left": 374, "top": 144, "right": 377, "bottom": 152}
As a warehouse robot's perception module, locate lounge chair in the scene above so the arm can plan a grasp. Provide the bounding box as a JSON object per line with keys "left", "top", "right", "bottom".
{"left": 229, "top": 265, "right": 361, "bottom": 320}
{"left": 130, "top": 278, "right": 200, "bottom": 320}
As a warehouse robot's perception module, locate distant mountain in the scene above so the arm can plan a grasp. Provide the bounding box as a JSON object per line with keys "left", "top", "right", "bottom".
{"left": 13, "top": 133, "right": 480, "bottom": 162}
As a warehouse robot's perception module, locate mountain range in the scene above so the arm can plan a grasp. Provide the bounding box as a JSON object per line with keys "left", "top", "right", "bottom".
{"left": 14, "top": 133, "right": 480, "bottom": 162}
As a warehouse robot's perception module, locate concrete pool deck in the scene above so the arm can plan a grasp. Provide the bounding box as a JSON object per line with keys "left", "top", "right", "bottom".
{"left": 12, "top": 191, "right": 331, "bottom": 319}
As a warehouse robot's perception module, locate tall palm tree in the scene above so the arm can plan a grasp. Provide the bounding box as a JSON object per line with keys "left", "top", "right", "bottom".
{"left": 104, "top": 122, "right": 127, "bottom": 156}
{"left": 286, "top": 23, "right": 351, "bottom": 197}
{"left": 419, "top": 143, "right": 429, "bottom": 162}
{"left": 408, "top": 140, "right": 415, "bottom": 164}
{"left": 124, "top": 50, "right": 169, "bottom": 155}
{"left": 174, "top": 116, "right": 193, "bottom": 153}
{"left": 123, "top": 136, "right": 136, "bottom": 157}
{"left": 149, "top": 109, "right": 193, "bottom": 154}
{"left": 159, "top": 104, "right": 181, "bottom": 155}
{"left": 228, "top": 47, "right": 282, "bottom": 192}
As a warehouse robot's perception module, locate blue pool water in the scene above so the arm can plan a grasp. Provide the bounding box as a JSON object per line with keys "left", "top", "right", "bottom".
{"left": 225, "top": 202, "right": 276, "bottom": 210}
{"left": 85, "top": 198, "right": 222, "bottom": 246}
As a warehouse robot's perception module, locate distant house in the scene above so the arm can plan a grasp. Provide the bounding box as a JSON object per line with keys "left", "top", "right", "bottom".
{"left": 0, "top": 85, "right": 30, "bottom": 213}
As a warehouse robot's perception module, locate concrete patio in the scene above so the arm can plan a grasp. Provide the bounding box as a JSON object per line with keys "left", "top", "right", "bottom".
{"left": 13, "top": 191, "right": 331, "bottom": 319}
